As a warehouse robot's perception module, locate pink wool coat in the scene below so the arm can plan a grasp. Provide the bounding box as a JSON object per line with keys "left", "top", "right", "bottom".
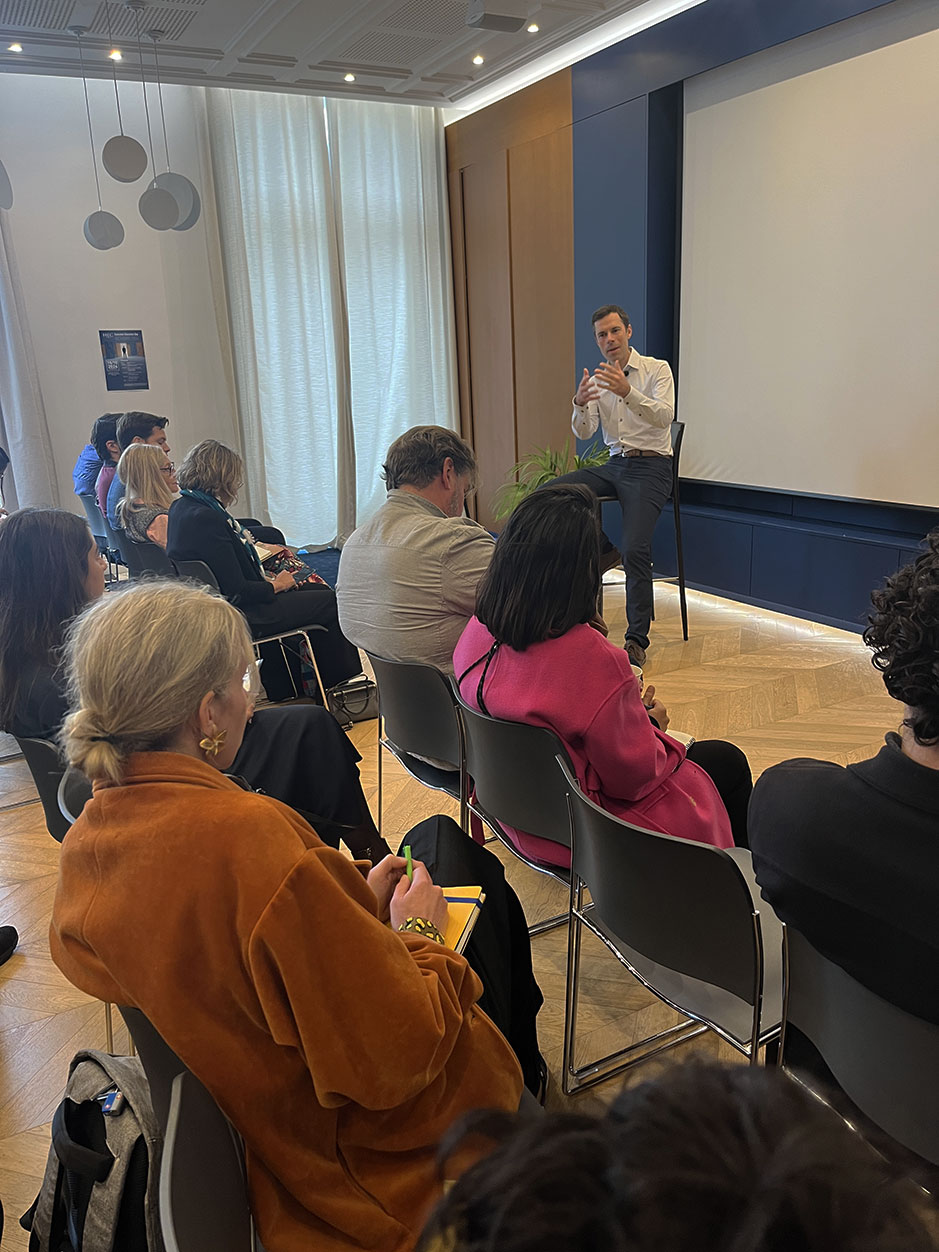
{"left": 454, "top": 619, "right": 733, "bottom": 867}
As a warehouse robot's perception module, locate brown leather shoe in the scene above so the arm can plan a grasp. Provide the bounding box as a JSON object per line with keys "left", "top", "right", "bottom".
{"left": 624, "top": 640, "right": 647, "bottom": 668}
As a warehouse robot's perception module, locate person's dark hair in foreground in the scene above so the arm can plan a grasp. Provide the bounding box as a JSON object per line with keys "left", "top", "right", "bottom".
{"left": 419, "top": 1060, "right": 937, "bottom": 1252}
{"left": 475, "top": 483, "right": 600, "bottom": 651}
{"left": 0, "top": 508, "right": 97, "bottom": 731}
{"left": 865, "top": 530, "right": 939, "bottom": 746}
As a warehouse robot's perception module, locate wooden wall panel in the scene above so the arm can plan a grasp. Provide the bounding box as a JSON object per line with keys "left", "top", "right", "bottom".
{"left": 446, "top": 68, "right": 574, "bottom": 530}
{"left": 461, "top": 155, "right": 516, "bottom": 528}
{"left": 508, "top": 126, "right": 575, "bottom": 467}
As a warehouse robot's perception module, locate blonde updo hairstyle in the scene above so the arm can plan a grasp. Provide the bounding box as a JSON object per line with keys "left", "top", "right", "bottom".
{"left": 176, "top": 439, "right": 244, "bottom": 508}
{"left": 61, "top": 580, "right": 252, "bottom": 783}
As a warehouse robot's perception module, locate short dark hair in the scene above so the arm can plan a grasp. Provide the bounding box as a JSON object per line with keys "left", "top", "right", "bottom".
{"left": 419, "top": 1060, "right": 936, "bottom": 1252}
{"left": 475, "top": 484, "right": 599, "bottom": 651}
{"left": 116, "top": 411, "right": 168, "bottom": 452}
{"left": 382, "top": 426, "right": 477, "bottom": 491}
{"left": 591, "top": 304, "right": 631, "bottom": 329}
{"left": 0, "top": 508, "right": 94, "bottom": 732}
{"left": 865, "top": 530, "right": 939, "bottom": 745}
{"left": 90, "top": 413, "right": 122, "bottom": 462}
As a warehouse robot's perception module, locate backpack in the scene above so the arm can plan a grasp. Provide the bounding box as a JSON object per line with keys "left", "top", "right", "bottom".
{"left": 20, "top": 1049, "right": 164, "bottom": 1252}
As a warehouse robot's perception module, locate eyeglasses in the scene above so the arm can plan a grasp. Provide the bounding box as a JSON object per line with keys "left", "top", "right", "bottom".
{"left": 159, "top": 462, "right": 176, "bottom": 475}
{"left": 242, "top": 659, "right": 263, "bottom": 703}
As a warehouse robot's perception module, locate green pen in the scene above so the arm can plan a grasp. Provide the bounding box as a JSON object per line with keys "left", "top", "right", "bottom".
{"left": 404, "top": 845, "right": 413, "bottom": 882}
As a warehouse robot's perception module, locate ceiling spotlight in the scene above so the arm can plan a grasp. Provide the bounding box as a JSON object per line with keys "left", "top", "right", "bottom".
{"left": 472, "top": 54, "right": 484, "bottom": 65}
{"left": 8, "top": 43, "right": 23, "bottom": 52}
{"left": 344, "top": 72, "right": 355, "bottom": 81}
{"left": 527, "top": 23, "right": 539, "bottom": 33}
{"left": 109, "top": 48, "right": 122, "bottom": 60}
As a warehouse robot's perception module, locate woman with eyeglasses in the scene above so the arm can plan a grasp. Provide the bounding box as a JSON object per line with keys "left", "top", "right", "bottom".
{"left": 115, "top": 442, "right": 178, "bottom": 546}
{"left": 0, "top": 508, "right": 386, "bottom": 858}
{"left": 50, "top": 579, "right": 522, "bottom": 1252}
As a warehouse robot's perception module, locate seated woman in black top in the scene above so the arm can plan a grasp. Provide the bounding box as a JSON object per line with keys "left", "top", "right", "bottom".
{"left": 166, "top": 440, "right": 361, "bottom": 702}
{"left": 0, "top": 508, "right": 385, "bottom": 857}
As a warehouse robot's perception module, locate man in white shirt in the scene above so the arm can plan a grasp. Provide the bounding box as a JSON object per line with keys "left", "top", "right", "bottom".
{"left": 336, "top": 426, "right": 494, "bottom": 675}
{"left": 555, "top": 304, "right": 675, "bottom": 667}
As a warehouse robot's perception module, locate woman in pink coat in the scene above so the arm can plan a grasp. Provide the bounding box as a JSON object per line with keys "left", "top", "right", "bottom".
{"left": 453, "top": 484, "right": 751, "bottom": 868}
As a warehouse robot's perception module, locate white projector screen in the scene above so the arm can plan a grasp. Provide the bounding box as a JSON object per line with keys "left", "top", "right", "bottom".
{"left": 678, "top": 3, "right": 939, "bottom": 508}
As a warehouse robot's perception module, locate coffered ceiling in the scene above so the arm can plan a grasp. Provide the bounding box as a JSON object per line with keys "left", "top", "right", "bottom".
{"left": 0, "top": 0, "right": 679, "bottom": 111}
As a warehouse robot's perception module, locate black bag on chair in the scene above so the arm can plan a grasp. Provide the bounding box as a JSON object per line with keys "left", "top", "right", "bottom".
{"left": 327, "top": 675, "right": 379, "bottom": 728}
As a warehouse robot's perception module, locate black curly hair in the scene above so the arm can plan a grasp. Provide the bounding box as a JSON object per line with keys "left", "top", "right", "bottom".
{"left": 418, "top": 1060, "right": 936, "bottom": 1252}
{"left": 864, "top": 531, "right": 939, "bottom": 746}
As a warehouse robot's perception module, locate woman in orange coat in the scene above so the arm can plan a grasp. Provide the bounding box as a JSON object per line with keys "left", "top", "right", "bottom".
{"left": 50, "top": 580, "right": 522, "bottom": 1252}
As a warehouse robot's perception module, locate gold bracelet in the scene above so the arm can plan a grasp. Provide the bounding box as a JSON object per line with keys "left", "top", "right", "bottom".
{"left": 398, "top": 916, "right": 446, "bottom": 945}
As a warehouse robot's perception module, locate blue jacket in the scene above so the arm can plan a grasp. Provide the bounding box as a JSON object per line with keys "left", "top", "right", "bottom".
{"left": 72, "top": 444, "right": 102, "bottom": 496}
{"left": 106, "top": 472, "right": 126, "bottom": 529}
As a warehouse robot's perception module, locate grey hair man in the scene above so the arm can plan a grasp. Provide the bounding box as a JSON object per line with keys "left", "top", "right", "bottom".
{"left": 336, "top": 425, "right": 494, "bottom": 675}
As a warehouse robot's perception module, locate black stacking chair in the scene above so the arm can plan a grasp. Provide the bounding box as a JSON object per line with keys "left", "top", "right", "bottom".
{"left": 120, "top": 1007, "right": 257, "bottom": 1251}
{"left": 122, "top": 535, "right": 176, "bottom": 578}
{"left": 365, "top": 653, "right": 467, "bottom": 836}
{"left": 559, "top": 755, "right": 782, "bottom": 1094}
{"left": 452, "top": 689, "right": 573, "bottom": 935}
{"left": 781, "top": 925, "right": 939, "bottom": 1168}
{"left": 14, "top": 736, "right": 71, "bottom": 842}
{"left": 78, "top": 493, "right": 119, "bottom": 581}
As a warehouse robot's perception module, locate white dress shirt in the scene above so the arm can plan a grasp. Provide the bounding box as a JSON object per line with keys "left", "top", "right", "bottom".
{"left": 571, "top": 347, "right": 675, "bottom": 456}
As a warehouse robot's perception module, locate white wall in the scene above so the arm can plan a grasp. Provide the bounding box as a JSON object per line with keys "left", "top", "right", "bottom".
{"left": 679, "top": 0, "right": 939, "bottom": 507}
{"left": 0, "top": 73, "right": 240, "bottom": 509}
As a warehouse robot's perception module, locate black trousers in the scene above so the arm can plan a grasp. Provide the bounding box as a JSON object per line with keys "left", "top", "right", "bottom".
{"left": 685, "top": 739, "right": 753, "bottom": 848}
{"left": 246, "top": 585, "right": 361, "bottom": 701}
{"left": 548, "top": 456, "right": 673, "bottom": 649}
{"left": 403, "top": 814, "right": 545, "bottom": 1096}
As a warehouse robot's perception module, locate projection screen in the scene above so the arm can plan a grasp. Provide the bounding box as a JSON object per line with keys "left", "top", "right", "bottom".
{"left": 678, "top": 2, "right": 939, "bottom": 508}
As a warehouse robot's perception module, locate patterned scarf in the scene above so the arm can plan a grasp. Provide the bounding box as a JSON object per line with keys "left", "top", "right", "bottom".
{"left": 180, "top": 489, "right": 265, "bottom": 577}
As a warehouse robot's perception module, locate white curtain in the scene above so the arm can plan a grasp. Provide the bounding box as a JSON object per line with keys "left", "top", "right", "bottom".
{"left": 0, "top": 211, "right": 58, "bottom": 509}
{"left": 207, "top": 90, "right": 458, "bottom": 547}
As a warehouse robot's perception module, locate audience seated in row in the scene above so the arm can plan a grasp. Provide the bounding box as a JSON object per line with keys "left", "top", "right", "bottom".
{"left": 0, "top": 508, "right": 383, "bottom": 857}
{"left": 419, "top": 1059, "right": 937, "bottom": 1252}
{"left": 166, "top": 438, "right": 364, "bottom": 706}
{"left": 454, "top": 484, "right": 752, "bottom": 864}
{"left": 337, "top": 425, "right": 494, "bottom": 677}
{"left": 105, "top": 411, "right": 171, "bottom": 528}
{"left": 49, "top": 579, "right": 527, "bottom": 1252}
{"left": 115, "top": 442, "right": 177, "bottom": 546}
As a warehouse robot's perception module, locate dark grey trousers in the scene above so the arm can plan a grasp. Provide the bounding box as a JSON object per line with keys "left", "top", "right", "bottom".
{"left": 549, "top": 455, "right": 673, "bottom": 649}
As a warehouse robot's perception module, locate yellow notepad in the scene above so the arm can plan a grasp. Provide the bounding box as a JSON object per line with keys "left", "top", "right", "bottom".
{"left": 443, "top": 886, "right": 485, "bottom": 954}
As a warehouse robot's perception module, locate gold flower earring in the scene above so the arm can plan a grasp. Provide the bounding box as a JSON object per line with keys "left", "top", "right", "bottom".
{"left": 199, "top": 728, "right": 227, "bottom": 758}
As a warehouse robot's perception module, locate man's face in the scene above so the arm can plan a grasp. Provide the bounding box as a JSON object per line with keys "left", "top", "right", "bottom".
{"left": 136, "top": 427, "right": 171, "bottom": 455}
{"left": 593, "top": 312, "right": 632, "bottom": 365}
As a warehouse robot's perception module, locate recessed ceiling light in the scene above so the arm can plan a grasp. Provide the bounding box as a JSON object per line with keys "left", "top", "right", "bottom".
{"left": 109, "top": 48, "right": 122, "bottom": 60}
{"left": 8, "top": 43, "right": 23, "bottom": 52}
{"left": 472, "top": 54, "right": 484, "bottom": 65}
{"left": 344, "top": 72, "right": 355, "bottom": 81}
{"left": 527, "top": 23, "right": 539, "bottom": 33}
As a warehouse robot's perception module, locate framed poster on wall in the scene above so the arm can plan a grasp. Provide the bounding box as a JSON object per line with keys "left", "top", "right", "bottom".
{"left": 99, "top": 330, "right": 149, "bottom": 391}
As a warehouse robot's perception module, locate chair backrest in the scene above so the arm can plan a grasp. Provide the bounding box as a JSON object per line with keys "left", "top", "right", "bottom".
{"left": 670, "top": 420, "right": 684, "bottom": 491}
{"left": 14, "top": 735, "right": 70, "bottom": 842}
{"left": 365, "top": 653, "right": 462, "bottom": 767}
{"left": 782, "top": 926, "right": 939, "bottom": 1165}
{"left": 101, "top": 514, "right": 126, "bottom": 565}
{"left": 453, "top": 691, "right": 572, "bottom": 849}
{"left": 559, "top": 757, "right": 762, "bottom": 1004}
{"left": 120, "top": 1008, "right": 255, "bottom": 1251}
{"left": 77, "top": 492, "right": 108, "bottom": 546}
{"left": 123, "top": 536, "right": 176, "bottom": 579}
{"left": 172, "top": 558, "right": 220, "bottom": 591}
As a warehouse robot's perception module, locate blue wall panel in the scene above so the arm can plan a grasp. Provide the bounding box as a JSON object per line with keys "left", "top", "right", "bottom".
{"left": 572, "top": 96, "right": 647, "bottom": 369}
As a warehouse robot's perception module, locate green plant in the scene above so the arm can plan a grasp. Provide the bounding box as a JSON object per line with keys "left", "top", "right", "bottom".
{"left": 493, "top": 442, "right": 610, "bottom": 520}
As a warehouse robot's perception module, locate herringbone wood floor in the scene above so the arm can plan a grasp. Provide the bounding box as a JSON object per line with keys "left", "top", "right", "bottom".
{"left": 0, "top": 580, "right": 898, "bottom": 1247}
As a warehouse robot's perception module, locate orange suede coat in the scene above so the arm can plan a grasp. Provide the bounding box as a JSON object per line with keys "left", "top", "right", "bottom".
{"left": 50, "top": 753, "right": 522, "bottom": 1252}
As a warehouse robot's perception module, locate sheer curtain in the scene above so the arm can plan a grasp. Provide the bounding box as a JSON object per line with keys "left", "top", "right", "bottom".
{"left": 0, "top": 211, "right": 58, "bottom": 509}
{"left": 208, "top": 91, "right": 458, "bottom": 547}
